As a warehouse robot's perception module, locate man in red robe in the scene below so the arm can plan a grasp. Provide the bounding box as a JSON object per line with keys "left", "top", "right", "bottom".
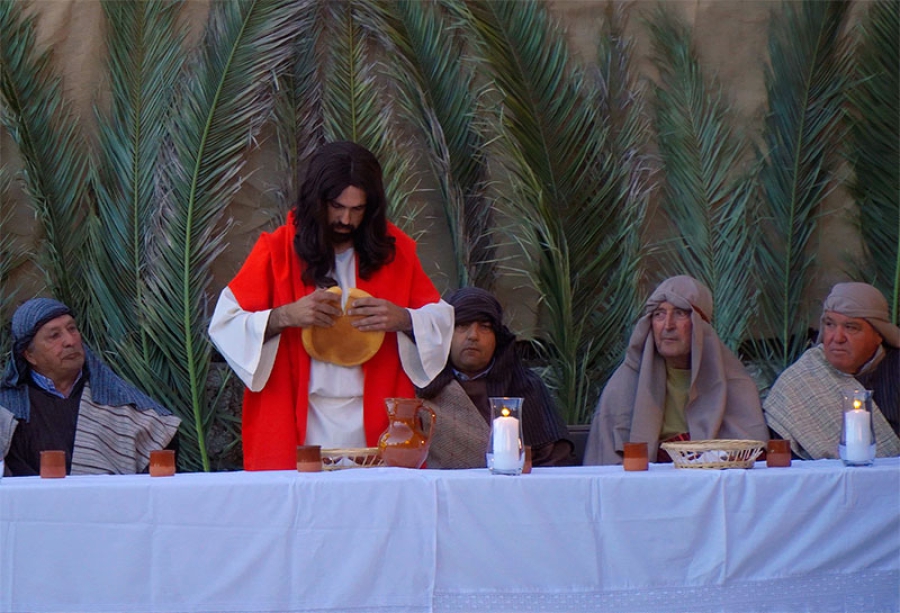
{"left": 210, "top": 142, "right": 452, "bottom": 470}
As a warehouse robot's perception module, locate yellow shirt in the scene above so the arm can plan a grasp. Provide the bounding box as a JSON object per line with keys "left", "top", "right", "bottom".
{"left": 660, "top": 366, "right": 691, "bottom": 439}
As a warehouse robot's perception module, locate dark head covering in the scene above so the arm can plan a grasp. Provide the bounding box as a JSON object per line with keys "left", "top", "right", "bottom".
{"left": 447, "top": 287, "right": 515, "bottom": 348}
{"left": 418, "top": 287, "right": 567, "bottom": 448}
{"left": 1, "top": 298, "right": 172, "bottom": 420}
{"left": 817, "top": 282, "right": 900, "bottom": 349}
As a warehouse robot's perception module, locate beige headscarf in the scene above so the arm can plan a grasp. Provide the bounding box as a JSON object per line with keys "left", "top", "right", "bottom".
{"left": 816, "top": 282, "right": 900, "bottom": 348}
{"left": 584, "top": 276, "right": 768, "bottom": 465}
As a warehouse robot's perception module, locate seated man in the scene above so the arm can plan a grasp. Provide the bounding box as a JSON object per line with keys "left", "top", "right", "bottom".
{"left": 764, "top": 282, "right": 900, "bottom": 459}
{"left": 0, "top": 298, "right": 180, "bottom": 476}
{"left": 417, "top": 287, "right": 576, "bottom": 468}
{"left": 584, "top": 275, "right": 768, "bottom": 465}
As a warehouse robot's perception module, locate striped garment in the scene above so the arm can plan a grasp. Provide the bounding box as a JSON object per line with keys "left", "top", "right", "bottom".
{"left": 763, "top": 345, "right": 900, "bottom": 460}
{"left": 70, "top": 384, "right": 181, "bottom": 475}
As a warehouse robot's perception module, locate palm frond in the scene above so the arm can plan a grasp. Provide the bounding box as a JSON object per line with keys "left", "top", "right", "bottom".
{"left": 141, "top": 0, "right": 305, "bottom": 471}
{"left": 382, "top": 0, "right": 495, "bottom": 289}
{"left": 321, "top": 1, "right": 419, "bottom": 232}
{"left": 462, "top": 0, "right": 620, "bottom": 423}
{"left": 648, "top": 5, "right": 758, "bottom": 351}
{"left": 0, "top": 166, "right": 28, "bottom": 356}
{"left": 754, "top": 0, "right": 852, "bottom": 374}
{"left": 589, "top": 1, "right": 654, "bottom": 391}
{"left": 846, "top": 0, "right": 899, "bottom": 323}
{"left": 87, "top": 0, "right": 187, "bottom": 387}
{"left": 0, "top": 0, "right": 90, "bottom": 314}
{"left": 272, "top": 0, "right": 327, "bottom": 217}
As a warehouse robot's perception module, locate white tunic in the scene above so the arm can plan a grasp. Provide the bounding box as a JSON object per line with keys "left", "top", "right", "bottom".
{"left": 209, "top": 248, "right": 453, "bottom": 447}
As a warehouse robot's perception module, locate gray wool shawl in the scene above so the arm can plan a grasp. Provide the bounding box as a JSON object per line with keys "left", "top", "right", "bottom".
{"left": 584, "top": 276, "right": 768, "bottom": 465}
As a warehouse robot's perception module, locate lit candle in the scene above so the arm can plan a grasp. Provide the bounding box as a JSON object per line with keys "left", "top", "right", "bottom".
{"left": 492, "top": 409, "right": 520, "bottom": 471}
{"left": 843, "top": 408, "right": 872, "bottom": 463}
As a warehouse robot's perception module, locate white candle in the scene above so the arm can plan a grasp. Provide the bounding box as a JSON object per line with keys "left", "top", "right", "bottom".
{"left": 843, "top": 409, "right": 872, "bottom": 462}
{"left": 492, "top": 415, "right": 520, "bottom": 471}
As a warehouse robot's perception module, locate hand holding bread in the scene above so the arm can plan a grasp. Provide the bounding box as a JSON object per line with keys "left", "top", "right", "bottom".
{"left": 300, "top": 287, "right": 387, "bottom": 366}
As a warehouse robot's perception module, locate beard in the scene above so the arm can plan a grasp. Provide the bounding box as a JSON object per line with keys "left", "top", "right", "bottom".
{"left": 328, "top": 223, "right": 357, "bottom": 247}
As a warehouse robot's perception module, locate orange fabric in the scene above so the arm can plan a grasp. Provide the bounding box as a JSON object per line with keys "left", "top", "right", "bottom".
{"left": 228, "top": 216, "right": 441, "bottom": 470}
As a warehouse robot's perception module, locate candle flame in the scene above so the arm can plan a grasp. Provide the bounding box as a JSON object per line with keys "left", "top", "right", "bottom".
{"left": 501, "top": 407, "right": 510, "bottom": 417}
{"left": 853, "top": 399, "right": 862, "bottom": 410}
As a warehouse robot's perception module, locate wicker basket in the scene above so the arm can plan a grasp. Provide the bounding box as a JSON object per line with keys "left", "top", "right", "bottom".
{"left": 321, "top": 447, "right": 384, "bottom": 470}
{"left": 661, "top": 439, "right": 765, "bottom": 469}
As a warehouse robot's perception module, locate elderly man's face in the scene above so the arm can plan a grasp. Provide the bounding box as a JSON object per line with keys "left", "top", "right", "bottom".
{"left": 23, "top": 314, "right": 85, "bottom": 388}
{"left": 651, "top": 302, "right": 692, "bottom": 369}
{"left": 450, "top": 320, "right": 496, "bottom": 377}
{"left": 821, "top": 311, "right": 883, "bottom": 374}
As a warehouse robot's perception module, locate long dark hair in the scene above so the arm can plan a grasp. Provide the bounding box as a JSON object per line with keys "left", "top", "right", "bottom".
{"left": 293, "top": 141, "right": 395, "bottom": 287}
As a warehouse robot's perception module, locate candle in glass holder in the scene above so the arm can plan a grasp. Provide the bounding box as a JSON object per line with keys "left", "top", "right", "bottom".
{"left": 492, "top": 412, "right": 520, "bottom": 471}
{"left": 623, "top": 442, "right": 649, "bottom": 471}
{"left": 842, "top": 409, "right": 872, "bottom": 462}
{"left": 488, "top": 397, "right": 524, "bottom": 475}
{"left": 840, "top": 389, "right": 876, "bottom": 466}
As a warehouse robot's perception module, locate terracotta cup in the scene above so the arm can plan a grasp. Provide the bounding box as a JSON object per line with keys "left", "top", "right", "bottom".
{"left": 149, "top": 450, "right": 176, "bottom": 477}
{"left": 40, "top": 450, "right": 67, "bottom": 479}
{"left": 766, "top": 439, "right": 792, "bottom": 468}
{"left": 296, "top": 445, "right": 323, "bottom": 473}
{"left": 623, "top": 442, "right": 649, "bottom": 472}
{"left": 522, "top": 446, "right": 533, "bottom": 474}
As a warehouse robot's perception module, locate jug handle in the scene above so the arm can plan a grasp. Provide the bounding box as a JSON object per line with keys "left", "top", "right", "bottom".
{"left": 417, "top": 405, "right": 437, "bottom": 443}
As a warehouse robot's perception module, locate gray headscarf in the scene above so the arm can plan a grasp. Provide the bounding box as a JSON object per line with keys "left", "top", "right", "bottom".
{"left": 817, "top": 282, "right": 900, "bottom": 349}
{"left": 0, "top": 297, "right": 171, "bottom": 420}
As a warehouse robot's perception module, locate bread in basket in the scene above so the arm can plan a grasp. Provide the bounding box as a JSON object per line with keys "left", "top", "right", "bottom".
{"left": 660, "top": 439, "right": 765, "bottom": 469}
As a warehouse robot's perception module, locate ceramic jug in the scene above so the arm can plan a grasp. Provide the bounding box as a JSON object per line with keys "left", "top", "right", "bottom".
{"left": 378, "top": 398, "right": 436, "bottom": 468}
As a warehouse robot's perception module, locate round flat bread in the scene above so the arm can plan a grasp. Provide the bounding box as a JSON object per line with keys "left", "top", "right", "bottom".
{"left": 301, "top": 287, "right": 386, "bottom": 366}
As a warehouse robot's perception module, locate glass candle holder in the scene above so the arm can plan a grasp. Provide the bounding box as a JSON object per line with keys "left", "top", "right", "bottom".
{"left": 149, "top": 449, "right": 176, "bottom": 477}
{"left": 40, "top": 450, "right": 66, "bottom": 479}
{"left": 623, "top": 442, "right": 649, "bottom": 471}
{"left": 296, "top": 445, "right": 323, "bottom": 472}
{"left": 487, "top": 397, "right": 524, "bottom": 476}
{"left": 766, "top": 439, "right": 791, "bottom": 468}
{"left": 840, "top": 388, "right": 876, "bottom": 467}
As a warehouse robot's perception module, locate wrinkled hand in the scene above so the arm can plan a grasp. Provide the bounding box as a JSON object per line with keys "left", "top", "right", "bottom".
{"left": 266, "top": 290, "right": 342, "bottom": 338}
{"left": 347, "top": 297, "right": 412, "bottom": 333}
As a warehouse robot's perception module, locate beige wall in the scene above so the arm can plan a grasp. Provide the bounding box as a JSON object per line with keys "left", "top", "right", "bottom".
{"left": 1, "top": 0, "right": 863, "bottom": 334}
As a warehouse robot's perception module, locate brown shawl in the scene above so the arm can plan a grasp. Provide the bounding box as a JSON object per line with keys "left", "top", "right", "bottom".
{"left": 583, "top": 276, "right": 768, "bottom": 465}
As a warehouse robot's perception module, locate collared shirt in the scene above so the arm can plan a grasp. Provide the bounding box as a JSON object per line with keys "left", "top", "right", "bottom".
{"left": 453, "top": 360, "right": 495, "bottom": 382}
{"left": 30, "top": 370, "right": 84, "bottom": 399}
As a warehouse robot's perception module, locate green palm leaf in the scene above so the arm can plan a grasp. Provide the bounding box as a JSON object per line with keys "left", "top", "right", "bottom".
{"left": 846, "top": 0, "right": 899, "bottom": 323}
{"left": 755, "top": 0, "right": 852, "bottom": 375}
{"left": 140, "top": 0, "right": 305, "bottom": 471}
{"left": 589, "top": 2, "right": 653, "bottom": 389}
{"left": 0, "top": 0, "right": 89, "bottom": 314}
{"left": 383, "top": 0, "right": 494, "bottom": 289}
{"left": 272, "top": 0, "right": 328, "bottom": 217}
{"left": 87, "top": 0, "right": 187, "bottom": 385}
{"left": 648, "top": 6, "right": 758, "bottom": 351}
{"left": 321, "top": 0, "right": 418, "bottom": 231}
{"left": 0, "top": 166, "right": 28, "bottom": 356}
{"left": 462, "top": 0, "right": 619, "bottom": 423}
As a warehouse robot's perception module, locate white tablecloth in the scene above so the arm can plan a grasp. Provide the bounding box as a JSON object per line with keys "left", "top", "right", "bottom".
{"left": 1, "top": 459, "right": 898, "bottom": 613}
